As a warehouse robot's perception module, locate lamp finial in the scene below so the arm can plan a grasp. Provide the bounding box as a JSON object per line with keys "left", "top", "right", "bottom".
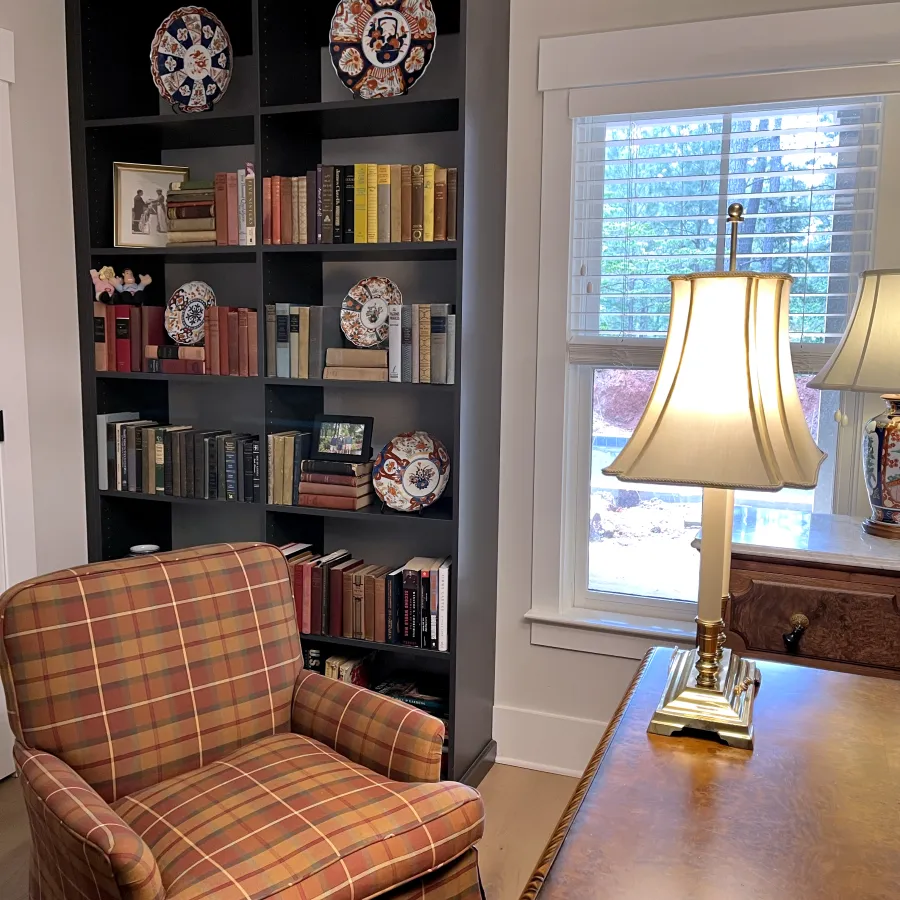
{"left": 727, "top": 202, "right": 744, "bottom": 272}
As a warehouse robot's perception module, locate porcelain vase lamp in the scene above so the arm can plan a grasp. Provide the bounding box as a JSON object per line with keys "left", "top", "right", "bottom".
{"left": 809, "top": 270, "right": 900, "bottom": 538}
{"left": 603, "top": 204, "right": 825, "bottom": 750}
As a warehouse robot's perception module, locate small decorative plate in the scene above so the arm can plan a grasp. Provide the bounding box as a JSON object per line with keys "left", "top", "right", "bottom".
{"left": 165, "top": 280, "right": 216, "bottom": 345}
{"left": 151, "top": 7, "right": 232, "bottom": 113}
{"left": 373, "top": 431, "right": 450, "bottom": 512}
{"left": 329, "top": 0, "right": 437, "bottom": 100}
{"left": 341, "top": 276, "right": 403, "bottom": 348}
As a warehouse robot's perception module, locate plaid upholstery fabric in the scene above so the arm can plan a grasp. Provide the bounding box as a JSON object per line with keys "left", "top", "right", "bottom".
{"left": 292, "top": 670, "right": 444, "bottom": 783}
{"left": 382, "top": 849, "right": 482, "bottom": 900}
{"left": 113, "top": 733, "right": 485, "bottom": 900}
{"left": 0, "top": 542, "right": 302, "bottom": 802}
{"left": 14, "top": 742, "right": 164, "bottom": 900}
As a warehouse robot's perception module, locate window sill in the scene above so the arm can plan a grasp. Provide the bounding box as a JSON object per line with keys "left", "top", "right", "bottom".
{"left": 525, "top": 608, "right": 695, "bottom": 660}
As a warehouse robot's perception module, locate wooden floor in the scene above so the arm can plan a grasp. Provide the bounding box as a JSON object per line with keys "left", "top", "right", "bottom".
{"left": 0, "top": 763, "right": 575, "bottom": 900}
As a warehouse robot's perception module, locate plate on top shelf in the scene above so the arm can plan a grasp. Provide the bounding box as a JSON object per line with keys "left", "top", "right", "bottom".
{"left": 329, "top": 0, "right": 437, "bottom": 100}
{"left": 151, "top": 7, "right": 232, "bottom": 113}
{"left": 166, "top": 280, "right": 216, "bottom": 345}
{"left": 373, "top": 431, "right": 451, "bottom": 512}
{"left": 341, "top": 276, "right": 403, "bottom": 348}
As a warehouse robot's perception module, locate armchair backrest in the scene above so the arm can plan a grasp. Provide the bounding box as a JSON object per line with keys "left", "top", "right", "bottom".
{"left": 0, "top": 542, "right": 303, "bottom": 802}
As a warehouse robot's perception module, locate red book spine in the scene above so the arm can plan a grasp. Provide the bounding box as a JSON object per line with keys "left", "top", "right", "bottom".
{"left": 263, "top": 176, "right": 272, "bottom": 245}
{"left": 185, "top": 360, "right": 205, "bottom": 374}
{"left": 129, "top": 308, "right": 141, "bottom": 372}
{"left": 310, "top": 566, "right": 323, "bottom": 636}
{"left": 215, "top": 173, "right": 228, "bottom": 246}
{"left": 226, "top": 172, "right": 239, "bottom": 246}
{"left": 238, "top": 308, "right": 249, "bottom": 377}
{"left": 272, "top": 177, "right": 282, "bottom": 245}
{"left": 296, "top": 495, "right": 364, "bottom": 510}
{"left": 281, "top": 176, "right": 293, "bottom": 244}
{"left": 160, "top": 359, "right": 188, "bottom": 374}
{"left": 207, "top": 307, "right": 220, "bottom": 375}
{"left": 141, "top": 306, "right": 164, "bottom": 372}
{"left": 292, "top": 564, "right": 304, "bottom": 632}
{"left": 228, "top": 310, "right": 239, "bottom": 376}
{"left": 302, "top": 560, "right": 315, "bottom": 634}
{"left": 300, "top": 473, "right": 365, "bottom": 486}
{"left": 329, "top": 567, "right": 349, "bottom": 637}
{"left": 114, "top": 305, "right": 131, "bottom": 372}
{"left": 219, "top": 306, "right": 230, "bottom": 375}
{"left": 248, "top": 310, "right": 258, "bottom": 376}
{"left": 105, "top": 307, "right": 116, "bottom": 371}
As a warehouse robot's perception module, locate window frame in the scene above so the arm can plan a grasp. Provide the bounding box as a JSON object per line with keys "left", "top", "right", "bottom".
{"left": 527, "top": 83, "right": 896, "bottom": 660}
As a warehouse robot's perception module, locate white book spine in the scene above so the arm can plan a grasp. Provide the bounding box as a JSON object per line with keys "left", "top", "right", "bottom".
{"left": 446, "top": 314, "right": 456, "bottom": 385}
{"left": 411, "top": 304, "right": 420, "bottom": 383}
{"left": 245, "top": 163, "right": 256, "bottom": 245}
{"left": 237, "top": 168, "right": 247, "bottom": 246}
{"left": 388, "top": 305, "right": 402, "bottom": 382}
{"left": 438, "top": 562, "right": 450, "bottom": 652}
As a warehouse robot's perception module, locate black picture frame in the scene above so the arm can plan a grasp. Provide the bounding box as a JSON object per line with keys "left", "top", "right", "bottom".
{"left": 311, "top": 414, "right": 374, "bottom": 462}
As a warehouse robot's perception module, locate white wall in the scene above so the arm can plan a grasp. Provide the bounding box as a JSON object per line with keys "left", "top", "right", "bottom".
{"left": 496, "top": 0, "right": 893, "bottom": 775}
{"left": 0, "top": 0, "right": 86, "bottom": 575}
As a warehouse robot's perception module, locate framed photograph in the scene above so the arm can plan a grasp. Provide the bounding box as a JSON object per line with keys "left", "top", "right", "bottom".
{"left": 311, "top": 414, "right": 374, "bottom": 463}
{"left": 113, "top": 162, "right": 189, "bottom": 248}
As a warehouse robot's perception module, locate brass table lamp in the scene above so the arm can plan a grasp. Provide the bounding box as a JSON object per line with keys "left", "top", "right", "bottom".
{"left": 603, "top": 204, "right": 825, "bottom": 749}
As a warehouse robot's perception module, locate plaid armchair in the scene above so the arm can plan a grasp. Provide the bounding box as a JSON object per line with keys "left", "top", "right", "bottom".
{"left": 0, "top": 543, "right": 484, "bottom": 900}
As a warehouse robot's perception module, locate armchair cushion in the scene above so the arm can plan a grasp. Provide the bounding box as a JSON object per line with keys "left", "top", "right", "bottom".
{"left": 291, "top": 670, "right": 445, "bottom": 783}
{"left": 15, "top": 743, "right": 164, "bottom": 900}
{"left": 113, "top": 733, "right": 484, "bottom": 900}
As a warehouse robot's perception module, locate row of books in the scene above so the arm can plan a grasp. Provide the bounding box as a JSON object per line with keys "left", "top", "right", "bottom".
{"left": 264, "top": 304, "right": 456, "bottom": 384}
{"left": 283, "top": 543, "right": 451, "bottom": 651}
{"left": 166, "top": 169, "right": 257, "bottom": 246}
{"left": 97, "top": 413, "right": 261, "bottom": 501}
{"left": 262, "top": 163, "right": 457, "bottom": 245}
{"left": 268, "top": 441, "right": 373, "bottom": 511}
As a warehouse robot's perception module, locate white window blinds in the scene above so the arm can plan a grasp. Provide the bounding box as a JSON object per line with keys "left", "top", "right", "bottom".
{"left": 570, "top": 98, "right": 882, "bottom": 343}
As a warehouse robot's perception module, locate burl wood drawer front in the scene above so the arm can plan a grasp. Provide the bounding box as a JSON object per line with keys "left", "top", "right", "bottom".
{"left": 729, "top": 570, "right": 900, "bottom": 670}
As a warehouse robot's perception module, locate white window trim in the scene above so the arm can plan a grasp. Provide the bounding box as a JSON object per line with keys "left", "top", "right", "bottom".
{"left": 529, "top": 8, "right": 900, "bottom": 660}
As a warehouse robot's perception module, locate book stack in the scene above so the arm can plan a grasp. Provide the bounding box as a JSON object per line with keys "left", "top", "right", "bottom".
{"left": 285, "top": 549, "right": 452, "bottom": 651}
{"left": 265, "top": 304, "right": 341, "bottom": 379}
{"left": 96, "top": 413, "right": 261, "bottom": 501}
{"left": 213, "top": 165, "right": 257, "bottom": 246}
{"left": 94, "top": 303, "right": 258, "bottom": 376}
{"left": 262, "top": 163, "right": 458, "bottom": 245}
{"left": 167, "top": 179, "right": 217, "bottom": 246}
{"left": 388, "top": 304, "right": 456, "bottom": 384}
{"left": 323, "top": 348, "right": 387, "bottom": 382}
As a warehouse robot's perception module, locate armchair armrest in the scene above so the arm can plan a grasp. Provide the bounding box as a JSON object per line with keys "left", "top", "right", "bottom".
{"left": 292, "top": 670, "right": 444, "bottom": 783}
{"left": 14, "top": 744, "right": 164, "bottom": 900}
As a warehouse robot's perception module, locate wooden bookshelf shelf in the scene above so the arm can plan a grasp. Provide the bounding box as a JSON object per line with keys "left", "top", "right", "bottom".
{"left": 69, "top": 0, "right": 507, "bottom": 786}
{"left": 300, "top": 633, "right": 452, "bottom": 663}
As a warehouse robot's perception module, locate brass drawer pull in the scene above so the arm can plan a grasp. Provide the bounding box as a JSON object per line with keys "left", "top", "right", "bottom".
{"left": 782, "top": 613, "right": 810, "bottom": 654}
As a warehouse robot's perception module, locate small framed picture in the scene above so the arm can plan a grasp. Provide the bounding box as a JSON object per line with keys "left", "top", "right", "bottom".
{"left": 311, "top": 414, "right": 374, "bottom": 462}
{"left": 113, "top": 162, "right": 189, "bottom": 248}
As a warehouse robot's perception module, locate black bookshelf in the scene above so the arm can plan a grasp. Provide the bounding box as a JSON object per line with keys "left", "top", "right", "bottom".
{"left": 66, "top": 0, "right": 508, "bottom": 787}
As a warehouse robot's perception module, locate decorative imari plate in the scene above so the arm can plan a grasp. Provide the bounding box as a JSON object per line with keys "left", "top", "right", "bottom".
{"left": 341, "top": 276, "right": 403, "bottom": 348}
{"left": 165, "top": 280, "right": 216, "bottom": 345}
{"left": 329, "top": 0, "right": 436, "bottom": 100}
{"left": 151, "top": 7, "right": 232, "bottom": 113}
{"left": 373, "top": 431, "right": 450, "bottom": 512}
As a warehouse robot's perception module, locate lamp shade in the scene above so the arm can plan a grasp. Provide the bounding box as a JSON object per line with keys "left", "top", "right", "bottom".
{"left": 603, "top": 272, "right": 825, "bottom": 491}
{"left": 808, "top": 269, "right": 900, "bottom": 393}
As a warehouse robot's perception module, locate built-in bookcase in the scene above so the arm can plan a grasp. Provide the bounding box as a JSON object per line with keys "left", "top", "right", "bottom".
{"left": 66, "top": 0, "right": 508, "bottom": 785}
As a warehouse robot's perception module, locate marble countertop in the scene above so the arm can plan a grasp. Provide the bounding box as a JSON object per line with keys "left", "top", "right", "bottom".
{"left": 693, "top": 514, "right": 900, "bottom": 572}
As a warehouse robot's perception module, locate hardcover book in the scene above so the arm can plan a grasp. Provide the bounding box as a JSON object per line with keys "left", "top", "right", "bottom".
{"left": 272, "top": 176, "right": 282, "bottom": 245}
{"left": 430, "top": 303, "right": 449, "bottom": 385}
{"left": 411, "top": 164, "right": 425, "bottom": 241}
{"left": 237, "top": 168, "right": 247, "bottom": 246}
{"left": 291, "top": 176, "right": 301, "bottom": 245}
{"left": 390, "top": 164, "right": 402, "bottom": 242}
{"left": 388, "top": 305, "right": 402, "bottom": 382}
{"left": 401, "top": 164, "right": 412, "bottom": 242}
{"left": 93, "top": 302, "right": 108, "bottom": 371}
{"left": 417, "top": 305, "right": 432, "bottom": 384}
{"left": 228, "top": 309, "right": 239, "bottom": 376}
{"left": 226, "top": 172, "right": 239, "bottom": 246}
{"left": 280, "top": 176, "right": 293, "bottom": 244}
{"left": 238, "top": 308, "right": 249, "bottom": 377}
{"left": 114, "top": 305, "right": 131, "bottom": 373}
{"left": 265, "top": 305, "right": 277, "bottom": 377}
{"left": 248, "top": 310, "right": 259, "bottom": 377}
{"left": 354, "top": 163, "right": 367, "bottom": 243}
{"left": 306, "top": 170, "right": 317, "bottom": 244}
{"left": 297, "top": 175, "right": 308, "bottom": 245}
{"left": 366, "top": 163, "right": 378, "bottom": 243}
{"left": 275, "top": 303, "right": 290, "bottom": 378}
{"left": 215, "top": 172, "right": 228, "bottom": 245}
{"left": 423, "top": 163, "right": 436, "bottom": 242}
{"left": 333, "top": 165, "right": 343, "bottom": 244}
{"left": 289, "top": 305, "right": 300, "bottom": 379}
{"left": 315, "top": 165, "right": 323, "bottom": 244}
{"left": 325, "top": 348, "right": 387, "bottom": 367}
{"left": 262, "top": 175, "right": 272, "bottom": 244}
{"left": 400, "top": 305, "right": 413, "bottom": 382}
{"left": 323, "top": 367, "right": 388, "bottom": 382}
{"left": 321, "top": 165, "right": 335, "bottom": 243}
{"left": 245, "top": 163, "right": 257, "bottom": 245}
{"left": 447, "top": 168, "right": 458, "bottom": 241}
{"left": 377, "top": 165, "right": 391, "bottom": 243}
{"left": 297, "top": 306, "right": 310, "bottom": 379}
{"left": 433, "top": 167, "right": 447, "bottom": 241}
{"left": 446, "top": 314, "right": 456, "bottom": 385}
{"left": 343, "top": 167, "right": 356, "bottom": 243}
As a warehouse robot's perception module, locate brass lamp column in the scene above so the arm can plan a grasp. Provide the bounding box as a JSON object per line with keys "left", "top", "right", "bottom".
{"left": 603, "top": 204, "right": 826, "bottom": 750}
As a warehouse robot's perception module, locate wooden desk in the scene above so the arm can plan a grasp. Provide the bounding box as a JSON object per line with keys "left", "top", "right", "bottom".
{"left": 521, "top": 647, "right": 900, "bottom": 900}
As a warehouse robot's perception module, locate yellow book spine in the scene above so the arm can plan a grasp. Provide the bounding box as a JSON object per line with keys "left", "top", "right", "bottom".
{"left": 423, "top": 162, "right": 436, "bottom": 242}
{"left": 366, "top": 163, "right": 378, "bottom": 244}
{"left": 354, "top": 163, "right": 368, "bottom": 243}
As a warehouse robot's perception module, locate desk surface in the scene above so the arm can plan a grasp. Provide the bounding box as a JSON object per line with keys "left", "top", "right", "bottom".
{"left": 522, "top": 647, "right": 900, "bottom": 900}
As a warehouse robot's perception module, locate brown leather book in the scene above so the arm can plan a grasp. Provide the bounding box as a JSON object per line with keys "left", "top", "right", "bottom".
{"left": 296, "top": 494, "right": 374, "bottom": 510}
{"left": 411, "top": 164, "right": 424, "bottom": 241}
{"left": 228, "top": 310, "right": 240, "bottom": 376}
{"left": 105, "top": 306, "right": 115, "bottom": 371}
{"left": 262, "top": 176, "right": 272, "bottom": 244}
{"left": 433, "top": 167, "right": 447, "bottom": 241}
{"left": 219, "top": 306, "right": 230, "bottom": 375}
{"left": 226, "top": 172, "right": 239, "bottom": 246}
{"left": 238, "top": 308, "right": 249, "bottom": 376}
{"left": 364, "top": 567, "right": 389, "bottom": 641}
{"left": 298, "top": 482, "right": 372, "bottom": 498}
{"left": 248, "top": 310, "right": 258, "bottom": 376}
{"left": 346, "top": 564, "right": 376, "bottom": 638}
{"left": 323, "top": 366, "right": 388, "bottom": 382}
{"left": 141, "top": 306, "right": 164, "bottom": 373}
{"left": 374, "top": 569, "right": 389, "bottom": 643}
{"left": 330, "top": 559, "right": 363, "bottom": 637}
{"left": 215, "top": 173, "right": 228, "bottom": 245}
{"left": 306, "top": 171, "right": 317, "bottom": 244}
{"left": 207, "top": 307, "right": 220, "bottom": 375}
{"left": 447, "top": 168, "right": 458, "bottom": 241}
{"left": 280, "top": 176, "right": 293, "bottom": 244}
{"left": 401, "top": 165, "right": 412, "bottom": 242}
{"left": 93, "top": 302, "right": 108, "bottom": 371}
{"left": 272, "top": 177, "right": 282, "bottom": 245}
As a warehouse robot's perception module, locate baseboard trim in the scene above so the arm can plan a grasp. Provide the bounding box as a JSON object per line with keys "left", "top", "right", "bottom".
{"left": 459, "top": 739, "right": 497, "bottom": 787}
{"left": 493, "top": 704, "right": 607, "bottom": 776}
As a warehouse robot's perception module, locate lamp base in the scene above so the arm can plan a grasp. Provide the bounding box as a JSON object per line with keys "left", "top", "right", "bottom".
{"left": 647, "top": 648, "right": 760, "bottom": 750}
{"left": 862, "top": 518, "right": 900, "bottom": 540}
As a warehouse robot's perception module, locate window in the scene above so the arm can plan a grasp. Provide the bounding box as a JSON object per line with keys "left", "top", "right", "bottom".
{"left": 568, "top": 98, "right": 882, "bottom": 610}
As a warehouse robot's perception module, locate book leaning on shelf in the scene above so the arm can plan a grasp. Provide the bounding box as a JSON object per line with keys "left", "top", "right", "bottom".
{"left": 95, "top": 414, "right": 261, "bottom": 501}
{"left": 262, "top": 163, "right": 457, "bottom": 245}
